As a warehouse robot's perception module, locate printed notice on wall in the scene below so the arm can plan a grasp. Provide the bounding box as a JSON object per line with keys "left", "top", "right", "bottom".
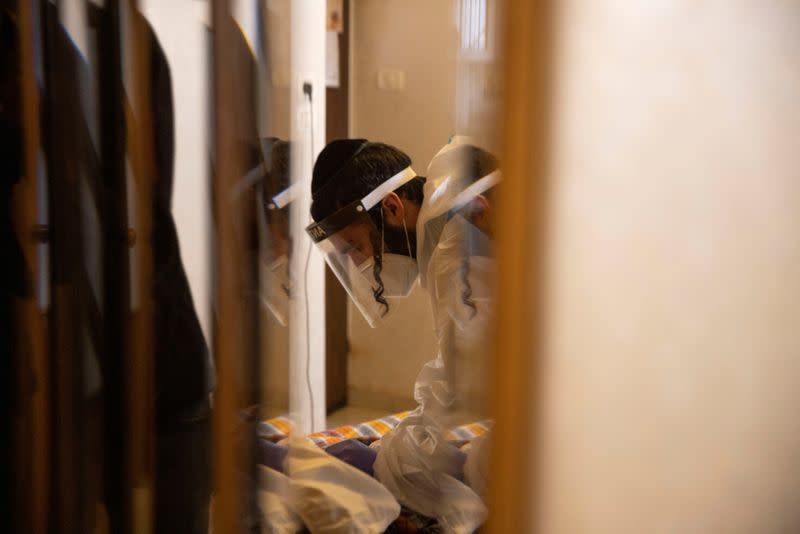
{"left": 326, "top": 32, "right": 340, "bottom": 88}
{"left": 327, "top": 0, "right": 343, "bottom": 33}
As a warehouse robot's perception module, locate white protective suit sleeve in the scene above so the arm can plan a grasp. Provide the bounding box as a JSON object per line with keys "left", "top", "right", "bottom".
{"left": 285, "top": 436, "right": 401, "bottom": 534}
{"left": 373, "top": 137, "right": 495, "bottom": 532}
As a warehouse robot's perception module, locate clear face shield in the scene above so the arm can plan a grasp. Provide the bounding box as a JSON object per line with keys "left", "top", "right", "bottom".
{"left": 425, "top": 170, "right": 501, "bottom": 334}
{"left": 258, "top": 180, "right": 299, "bottom": 326}
{"left": 305, "top": 167, "right": 420, "bottom": 327}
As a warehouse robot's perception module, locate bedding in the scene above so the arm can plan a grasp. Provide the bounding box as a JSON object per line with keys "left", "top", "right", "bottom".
{"left": 253, "top": 410, "right": 493, "bottom": 533}
{"left": 256, "top": 410, "right": 492, "bottom": 450}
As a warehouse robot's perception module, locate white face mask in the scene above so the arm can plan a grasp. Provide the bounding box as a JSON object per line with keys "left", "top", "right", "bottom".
{"left": 378, "top": 253, "right": 419, "bottom": 297}
{"left": 358, "top": 253, "right": 419, "bottom": 298}
{"left": 367, "top": 209, "right": 419, "bottom": 298}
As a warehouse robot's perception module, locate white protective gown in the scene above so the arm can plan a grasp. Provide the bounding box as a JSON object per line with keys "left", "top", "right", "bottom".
{"left": 372, "top": 138, "right": 496, "bottom": 532}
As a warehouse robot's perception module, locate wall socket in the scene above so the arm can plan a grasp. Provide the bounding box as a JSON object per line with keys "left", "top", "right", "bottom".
{"left": 377, "top": 69, "right": 407, "bottom": 92}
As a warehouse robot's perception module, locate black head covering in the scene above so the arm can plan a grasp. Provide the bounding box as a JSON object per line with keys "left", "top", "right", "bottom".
{"left": 311, "top": 138, "right": 367, "bottom": 198}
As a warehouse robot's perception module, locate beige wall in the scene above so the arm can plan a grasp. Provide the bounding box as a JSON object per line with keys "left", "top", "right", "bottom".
{"left": 145, "top": 1, "right": 295, "bottom": 416}
{"left": 262, "top": 0, "right": 292, "bottom": 140}
{"left": 539, "top": 2, "right": 800, "bottom": 532}
{"left": 346, "top": 288, "right": 438, "bottom": 410}
{"left": 143, "top": 0, "right": 212, "bottom": 341}
{"left": 345, "top": 0, "right": 460, "bottom": 408}
{"left": 351, "top": 0, "right": 459, "bottom": 166}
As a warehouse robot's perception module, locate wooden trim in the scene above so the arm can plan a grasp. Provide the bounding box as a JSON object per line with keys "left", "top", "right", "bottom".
{"left": 486, "top": 1, "right": 553, "bottom": 532}
{"left": 210, "top": 4, "right": 248, "bottom": 532}
{"left": 15, "top": 2, "right": 50, "bottom": 532}
{"left": 120, "top": 3, "right": 157, "bottom": 532}
{"left": 325, "top": 0, "right": 350, "bottom": 413}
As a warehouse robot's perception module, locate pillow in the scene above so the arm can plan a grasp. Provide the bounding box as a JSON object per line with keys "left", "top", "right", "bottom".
{"left": 325, "top": 439, "right": 378, "bottom": 477}
{"left": 257, "top": 415, "right": 293, "bottom": 442}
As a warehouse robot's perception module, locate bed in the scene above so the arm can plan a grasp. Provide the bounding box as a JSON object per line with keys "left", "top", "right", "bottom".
{"left": 249, "top": 409, "right": 493, "bottom": 532}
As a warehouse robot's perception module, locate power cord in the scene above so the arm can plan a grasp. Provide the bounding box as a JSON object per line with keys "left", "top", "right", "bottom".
{"left": 302, "top": 81, "right": 316, "bottom": 430}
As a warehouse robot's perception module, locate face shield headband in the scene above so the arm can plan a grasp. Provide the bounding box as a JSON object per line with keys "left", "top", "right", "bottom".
{"left": 305, "top": 166, "right": 418, "bottom": 243}
{"left": 444, "top": 169, "right": 502, "bottom": 217}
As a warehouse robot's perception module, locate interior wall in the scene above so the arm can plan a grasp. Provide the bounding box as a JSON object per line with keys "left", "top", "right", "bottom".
{"left": 142, "top": 0, "right": 211, "bottom": 341}
{"left": 351, "top": 0, "right": 458, "bottom": 167}
{"left": 262, "top": 0, "right": 292, "bottom": 140}
{"left": 347, "top": 0, "right": 459, "bottom": 409}
{"left": 539, "top": 2, "right": 800, "bottom": 532}
{"left": 143, "top": 1, "right": 296, "bottom": 414}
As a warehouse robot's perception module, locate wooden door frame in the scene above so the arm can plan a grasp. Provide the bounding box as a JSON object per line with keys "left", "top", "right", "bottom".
{"left": 324, "top": 0, "right": 350, "bottom": 414}
{"left": 486, "top": 1, "right": 553, "bottom": 532}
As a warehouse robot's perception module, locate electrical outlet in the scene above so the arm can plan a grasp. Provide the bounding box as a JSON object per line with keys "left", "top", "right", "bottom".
{"left": 377, "top": 69, "right": 406, "bottom": 91}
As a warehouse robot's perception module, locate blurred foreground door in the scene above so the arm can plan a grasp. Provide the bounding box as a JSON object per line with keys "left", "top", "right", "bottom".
{"left": 492, "top": 2, "right": 800, "bottom": 533}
